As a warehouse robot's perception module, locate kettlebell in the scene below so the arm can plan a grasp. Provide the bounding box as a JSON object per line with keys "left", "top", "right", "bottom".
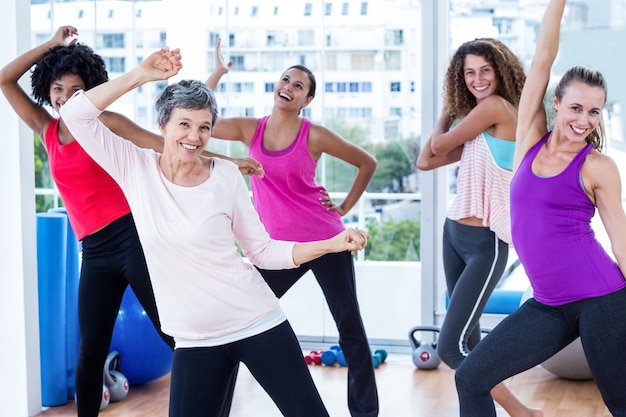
{"left": 408, "top": 325, "right": 441, "bottom": 370}
{"left": 104, "top": 350, "right": 130, "bottom": 402}
{"left": 74, "top": 383, "right": 110, "bottom": 410}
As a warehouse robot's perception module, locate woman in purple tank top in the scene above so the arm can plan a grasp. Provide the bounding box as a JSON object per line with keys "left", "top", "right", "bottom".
{"left": 456, "top": 1, "right": 626, "bottom": 416}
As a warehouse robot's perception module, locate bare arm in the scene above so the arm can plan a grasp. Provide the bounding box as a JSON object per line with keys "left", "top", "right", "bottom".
{"left": 585, "top": 155, "right": 626, "bottom": 278}
{"left": 514, "top": 0, "right": 565, "bottom": 171}
{"left": 416, "top": 107, "right": 463, "bottom": 170}
{"left": 101, "top": 110, "right": 264, "bottom": 176}
{"left": 417, "top": 95, "right": 516, "bottom": 170}
{"left": 309, "top": 125, "right": 377, "bottom": 216}
{"left": 292, "top": 228, "right": 369, "bottom": 265}
{"left": 205, "top": 37, "right": 232, "bottom": 90}
{"left": 0, "top": 25, "right": 76, "bottom": 139}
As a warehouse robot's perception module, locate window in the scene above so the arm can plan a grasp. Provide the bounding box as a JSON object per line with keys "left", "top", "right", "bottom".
{"left": 390, "top": 107, "right": 402, "bottom": 116}
{"left": 387, "top": 29, "right": 404, "bottom": 45}
{"left": 390, "top": 81, "right": 401, "bottom": 92}
{"left": 104, "top": 57, "right": 125, "bottom": 73}
{"left": 325, "top": 2, "right": 332, "bottom": 16}
{"left": 251, "top": 5, "right": 258, "bottom": 17}
{"left": 341, "top": 2, "right": 349, "bottom": 15}
{"left": 304, "top": 3, "right": 312, "bottom": 16}
{"left": 360, "top": 2, "right": 368, "bottom": 16}
{"left": 325, "top": 82, "right": 334, "bottom": 93}
{"left": 349, "top": 82, "right": 359, "bottom": 92}
{"left": 100, "top": 33, "right": 125, "bottom": 49}
{"left": 229, "top": 33, "right": 235, "bottom": 47}
{"left": 361, "top": 82, "right": 372, "bottom": 92}
{"left": 265, "top": 82, "right": 275, "bottom": 93}
{"left": 337, "top": 82, "right": 347, "bottom": 92}
{"left": 298, "top": 30, "right": 314, "bottom": 46}
{"left": 231, "top": 56, "right": 244, "bottom": 71}
{"left": 349, "top": 107, "right": 360, "bottom": 118}
{"left": 385, "top": 51, "right": 402, "bottom": 71}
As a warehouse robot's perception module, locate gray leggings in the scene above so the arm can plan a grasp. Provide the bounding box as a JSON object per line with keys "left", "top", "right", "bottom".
{"left": 438, "top": 218, "right": 509, "bottom": 369}
{"left": 456, "top": 287, "right": 626, "bottom": 417}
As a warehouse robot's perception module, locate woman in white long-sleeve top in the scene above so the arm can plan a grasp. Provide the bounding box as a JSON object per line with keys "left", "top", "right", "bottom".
{"left": 60, "top": 47, "right": 369, "bottom": 417}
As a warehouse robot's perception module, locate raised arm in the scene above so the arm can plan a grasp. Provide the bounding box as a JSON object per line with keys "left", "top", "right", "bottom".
{"left": 205, "top": 37, "right": 232, "bottom": 90}
{"left": 84, "top": 47, "right": 182, "bottom": 111}
{"left": 514, "top": 0, "right": 566, "bottom": 170}
{"left": 0, "top": 25, "right": 75, "bottom": 139}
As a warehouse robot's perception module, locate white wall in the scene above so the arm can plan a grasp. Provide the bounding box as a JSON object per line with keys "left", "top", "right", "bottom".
{"left": 0, "top": 1, "right": 42, "bottom": 415}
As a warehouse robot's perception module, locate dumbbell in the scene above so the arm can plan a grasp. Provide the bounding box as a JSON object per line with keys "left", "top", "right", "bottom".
{"left": 321, "top": 345, "right": 346, "bottom": 366}
{"left": 408, "top": 325, "right": 441, "bottom": 370}
{"left": 104, "top": 350, "right": 130, "bottom": 402}
{"left": 305, "top": 350, "right": 323, "bottom": 365}
{"left": 371, "top": 349, "right": 388, "bottom": 368}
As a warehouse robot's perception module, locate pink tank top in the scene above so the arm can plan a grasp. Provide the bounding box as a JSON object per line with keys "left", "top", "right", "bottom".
{"left": 248, "top": 116, "right": 345, "bottom": 242}
{"left": 45, "top": 118, "right": 130, "bottom": 240}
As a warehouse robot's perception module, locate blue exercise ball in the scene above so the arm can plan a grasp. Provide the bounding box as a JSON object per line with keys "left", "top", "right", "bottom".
{"left": 110, "top": 287, "right": 173, "bottom": 385}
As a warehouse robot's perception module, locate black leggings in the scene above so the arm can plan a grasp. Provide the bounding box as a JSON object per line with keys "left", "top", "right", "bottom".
{"left": 75, "top": 213, "right": 175, "bottom": 417}
{"left": 256, "top": 251, "right": 378, "bottom": 417}
{"left": 169, "top": 321, "right": 329, "bottom": 417}
{"left": 439, "top": 219, "right": 508, "bottom": 369}
{"left": 456, "top": 287, "right": 626, "bottom": 417}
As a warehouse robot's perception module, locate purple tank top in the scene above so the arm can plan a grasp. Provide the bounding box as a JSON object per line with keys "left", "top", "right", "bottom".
{"left": 248, "top": 116, "right": 345, "bottom": 242}
{"left": 510, "top": 132, "right": 626, "bottom": 305}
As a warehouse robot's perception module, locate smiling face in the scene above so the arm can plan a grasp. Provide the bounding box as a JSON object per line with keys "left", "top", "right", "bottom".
{"left": 49, "top": 74, "right": 86, "bottom": 113}
{"left": 160, "top": 107, "right": 214, "bottom": 161}
{"left": 274, "top": 68, "right": 314, "bottom": 111}
{"left": 553, "top": 80, "right": 605, "bottom": 143}
{"left": 463, "top": 54, "right": 497, "bottom": 103}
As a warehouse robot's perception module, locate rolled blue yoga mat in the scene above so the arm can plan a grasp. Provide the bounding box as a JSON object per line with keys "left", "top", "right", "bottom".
{"left": 48, "top": 207, "right": 80, "bottom": 399}
{"left": 37, "top": 212, "right": 68, "bottom": 406}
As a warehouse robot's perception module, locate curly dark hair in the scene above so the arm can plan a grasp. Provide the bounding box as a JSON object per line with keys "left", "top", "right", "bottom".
{"left": 30, "top": 43, "right": 108, "bottom": 106}
{"left": 443, "top": 38, "right": 526, "bottom": 120}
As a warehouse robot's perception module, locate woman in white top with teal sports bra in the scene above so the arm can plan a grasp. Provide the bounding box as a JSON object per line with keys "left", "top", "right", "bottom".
{"left": 416, "top": 38, "right": 543, "bottom": 417}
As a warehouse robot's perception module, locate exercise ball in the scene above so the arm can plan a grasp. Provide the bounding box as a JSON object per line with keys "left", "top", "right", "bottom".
{"left": 520, "top": 286, "right": 592, "bottom": 380}
{"left": 110, "top": 287, "right": 173, "bottom": 385}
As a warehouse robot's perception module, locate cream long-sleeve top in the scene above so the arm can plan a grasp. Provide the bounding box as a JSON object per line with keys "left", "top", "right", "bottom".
{"left": 61, "top": 91, "right": 297, "bottom": 343}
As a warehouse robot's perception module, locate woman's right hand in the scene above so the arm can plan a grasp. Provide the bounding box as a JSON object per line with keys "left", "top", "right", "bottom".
{"left": 52, "top": 25, "right": 78, "bottom": 47}
{"left": 138, "top": 47, "right": 183, "bottom": 82}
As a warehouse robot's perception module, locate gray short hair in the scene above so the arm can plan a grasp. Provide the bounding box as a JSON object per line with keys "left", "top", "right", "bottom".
{"left": 155, "top": 79, "right": 218, "bottom": 127}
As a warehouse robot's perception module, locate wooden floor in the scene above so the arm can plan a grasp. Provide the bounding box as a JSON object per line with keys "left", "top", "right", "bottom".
{"left": 37, "top": 354, "right": 610, "bottom": 417}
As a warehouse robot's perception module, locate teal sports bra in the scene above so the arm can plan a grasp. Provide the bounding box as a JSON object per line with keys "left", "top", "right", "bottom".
{"left": 484, "top": 131, "right": 514, "bottom": 170}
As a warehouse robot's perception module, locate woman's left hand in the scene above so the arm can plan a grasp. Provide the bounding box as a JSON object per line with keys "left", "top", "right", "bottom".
{"left": 319, "top": 190, "right": 347, "bottom": 215}
{"left": 333, "top": 227, "right": 369, "bottom": 254}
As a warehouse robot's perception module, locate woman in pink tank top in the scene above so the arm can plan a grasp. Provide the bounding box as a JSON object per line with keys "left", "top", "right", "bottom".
{"left": 208, "top": 40, "right": 380, "bottom": 416}
{"left": 455, "top": 1, "right": 626, "bottom": 416}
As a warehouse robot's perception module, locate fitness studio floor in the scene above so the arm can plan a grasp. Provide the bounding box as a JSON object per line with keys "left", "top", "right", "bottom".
{"left": 36, "top": 353, "right": 610, "bottom": 417}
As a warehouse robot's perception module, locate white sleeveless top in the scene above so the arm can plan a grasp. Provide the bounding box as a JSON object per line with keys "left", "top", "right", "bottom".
{"left": 447, "top": 132, "right": 513, "bottom": 245}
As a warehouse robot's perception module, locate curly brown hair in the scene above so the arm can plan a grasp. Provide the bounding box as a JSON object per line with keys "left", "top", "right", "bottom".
{"left": 443, "top": 38, "right": 526, "bottom": 120}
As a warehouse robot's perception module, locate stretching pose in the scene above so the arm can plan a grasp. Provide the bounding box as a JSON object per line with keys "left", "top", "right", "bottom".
{"left": 416, "top": 38, "right": 540, "bottom": 416}
{"left": 0, "top": 26, "right": 258, "bottom": 416}
{"left": 455, "top": 1, "right": 626, "bottom": 416}
{"left": 207, "top": 39, "right": 379, "bottom": 417}
{"left": 61, "top": 46, "right": 370, "bottom": 417}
